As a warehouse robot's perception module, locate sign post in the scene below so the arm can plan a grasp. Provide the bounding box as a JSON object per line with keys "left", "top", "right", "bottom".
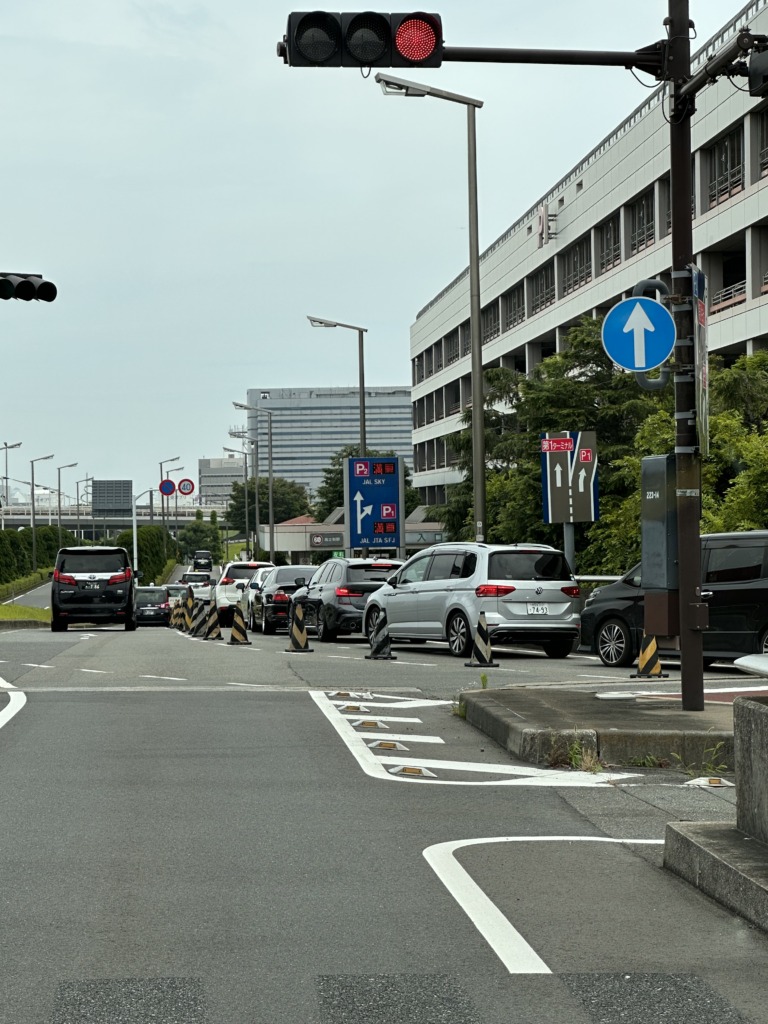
{"left": 344, "top": 457, "right": 403, "bottom": 556}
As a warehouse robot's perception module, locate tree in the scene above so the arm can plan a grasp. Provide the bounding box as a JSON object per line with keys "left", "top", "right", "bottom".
{"left": 177, "top": 520, "right": 223, "bottom": 564}
{"left": 227, "top": 476, "right": 310, "bottom": 535}
{"left": 313, "top": 444, "right": 421, "bottom": 523}
{"left": 115, "top": 525, "right": 175, "bottom": 584}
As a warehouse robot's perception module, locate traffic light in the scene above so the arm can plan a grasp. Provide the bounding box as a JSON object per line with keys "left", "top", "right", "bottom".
{"left": 279, "top": 12, "right": 443, "bottom": 68}
{"left": 0, "top": 273, "right": 57, "bottom": 302}
{"left": 749, "top": 48, "right": 768, "bottom": 97}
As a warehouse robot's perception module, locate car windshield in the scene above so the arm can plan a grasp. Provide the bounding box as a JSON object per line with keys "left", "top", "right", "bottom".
{"left": 489, "top": 550, "right": 570, "bottom": 581}
{"left": 58, "top": 553, "right": 127, "bottom": 574}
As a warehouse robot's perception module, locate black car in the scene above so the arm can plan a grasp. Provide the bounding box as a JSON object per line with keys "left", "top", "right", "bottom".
{"left": 193, "top": 550, "right": 213, "bottom": 571}
{"left": 580, "top": 530, "right": 768, "bottom": 666}
{"left": 302, "top": 557, "right": 403, "bottom": 642}
{"left": 50, "top": 546, "right": 139, "bottom": 632}
{"left": 250, "top": 564, "right": 316, "bottom": 634}
{"left": 135, "top": 586, "right": 172, "bottom": 626}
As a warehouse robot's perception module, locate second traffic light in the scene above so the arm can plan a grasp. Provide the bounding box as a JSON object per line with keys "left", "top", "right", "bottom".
{"left": 0, "top": 273, "right": 57, "bottom": 302}
{"left": 280, "top": 12, "right": 443, "bottom": 68}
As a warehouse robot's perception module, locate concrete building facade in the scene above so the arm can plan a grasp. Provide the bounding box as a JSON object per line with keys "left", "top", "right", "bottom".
{"left": 198, "top": 456, "right": 245, "bottom": 505}
{"left": 410, "top": 0, "right": 768, "bottom": 503}
{"left": 241, "top": 387, "right": 412, "bottom": 496}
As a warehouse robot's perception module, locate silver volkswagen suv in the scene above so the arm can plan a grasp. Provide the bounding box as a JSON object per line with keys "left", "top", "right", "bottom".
{"left": 363, "top": 542, "right": 580, "bottom": 658}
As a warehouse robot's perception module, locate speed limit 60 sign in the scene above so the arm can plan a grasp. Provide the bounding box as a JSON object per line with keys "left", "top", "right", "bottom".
{"left": 178, "top": 478, "right": 195, "bottom": 496}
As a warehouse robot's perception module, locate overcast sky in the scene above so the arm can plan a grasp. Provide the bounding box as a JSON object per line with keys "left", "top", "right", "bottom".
{"left": 0, "top": 0, "right": 737, "bottom": 501}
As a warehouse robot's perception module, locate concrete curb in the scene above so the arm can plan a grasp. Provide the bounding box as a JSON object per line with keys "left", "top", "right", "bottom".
{"left": 0, "top": 620, "right": 49, "bottom": 631}
{"left": 460, "top": 689, "right": 734, "bottom": 768}
{"left": 664, "top": 821, "right": 768, "bottom": 932}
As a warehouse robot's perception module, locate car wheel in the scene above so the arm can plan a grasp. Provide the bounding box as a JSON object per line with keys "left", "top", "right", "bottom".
{"left": 542, "top": 637, "right": 574, "bottom": 659}
{"left": 51, "top": 615, "right": 67, "bottom": 632}
{"left": 262, "top": 608, "right": 275, "bottom": 635}
{"left": 316, "top": 610, "right": 336, "bottom": 643}
{"left": 447, "top": 611, "right": 472, "bottom": 658}
{"left": 125, "top": 614, "right": 138, "bottom": 632}
{"left": 365, "top": 607, "right": 380, "bottom": 645}
{"left": 596, "top": 618, "right": 634, "bottom": 667}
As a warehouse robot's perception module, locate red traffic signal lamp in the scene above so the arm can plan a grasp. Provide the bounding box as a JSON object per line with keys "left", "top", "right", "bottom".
{"left": 279, "top": 12, "right": 443, "bottom": 68}
{"left": 0, "top": 273, "right": 57, "bottom": 302}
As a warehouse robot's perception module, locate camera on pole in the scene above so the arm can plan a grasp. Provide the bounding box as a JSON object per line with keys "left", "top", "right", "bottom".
{"left": 0, "top": 273, "right": 57, "bottom": 302}
{"left": 278, "top": 12, "right": 443, "bottom": 68}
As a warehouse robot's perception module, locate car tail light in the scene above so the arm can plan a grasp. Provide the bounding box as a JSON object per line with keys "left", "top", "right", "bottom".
{"left": 159, "top": 602, "right": 170, "bottom": 610}
{"left": 53, "top": 569, "right": 77, "bottom": 586}
{"left": 475, "top": 584, "right": 516, "bottom": 598}
{"left": 107, "top": 567, "right": 132, "bottom": 585}
{"left": 336, "top": 586, "right": 363, "bottom": 597}
{"left": 561, "top": 585, "right": 581, "bottom": 598}
{"left": 273, "top": 591, "right": 290, "bottom": 603}
{"left": 220, "top": 576, "right": 235, "bottom": 585}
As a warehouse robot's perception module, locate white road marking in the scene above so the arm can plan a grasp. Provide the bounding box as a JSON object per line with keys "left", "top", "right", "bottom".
{"left": 310, "top": 691, "right": 637, "bottom": 787}
{"left": 347, "top": 714, "right": 423, "bottom": 723}
{"left": 80, "top": 669, "right": 111, "bottom": 674}
{"left": 364, "top": 733, "right": 446, "bottom": 744}
{"left": 22, "top": 663, "right": 53, "bottom": 669}
{"left": 423, "top": 836, "right": 664, "bottom": 974}
{"left": 331, "top": 698, "right": 451, "bottom": 710}
{"left": 0, "top": 673, "right": 26, "bottom": 729}
{"left": 139, "top": 674, "right": 188, "bottom": 681}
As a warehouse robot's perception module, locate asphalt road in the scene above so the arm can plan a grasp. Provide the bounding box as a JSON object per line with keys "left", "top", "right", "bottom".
{"left": 1, "top": 622, "right": 768, "bottom": 1023}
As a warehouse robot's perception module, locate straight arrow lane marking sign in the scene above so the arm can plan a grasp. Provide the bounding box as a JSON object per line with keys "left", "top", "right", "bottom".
{"left": 623, "top": 300, "right": 655, "bottom": 367}
{"left": 353, "top": 491, "right": 373, "bottom": 536}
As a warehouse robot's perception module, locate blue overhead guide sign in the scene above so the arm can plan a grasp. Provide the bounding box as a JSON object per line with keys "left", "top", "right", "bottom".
{"left": 601, "top": 296, "right": 676, "bottom": 372}
{"left": 345, "top": 457, "right": 402, "bottom": 550}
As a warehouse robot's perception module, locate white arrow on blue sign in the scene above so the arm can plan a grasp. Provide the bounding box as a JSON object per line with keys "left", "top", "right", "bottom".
{"left": 601, "top": 297, "right": 676, "bottom": 372}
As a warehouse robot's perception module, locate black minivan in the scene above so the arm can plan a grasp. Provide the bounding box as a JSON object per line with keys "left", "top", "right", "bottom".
{"left": 580, "top": 530, "right": 768, "bottom": 666}
{"left": 50, "top": 546, "right": 139, "bottom": 631}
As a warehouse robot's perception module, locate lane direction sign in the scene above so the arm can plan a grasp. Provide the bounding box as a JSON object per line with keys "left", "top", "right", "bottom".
{"left": 344, "top": 457, "right": 404, "bottom": 550}
{"left": 601, "top": 296, "right": 676, "bottom": 372}
{"left": 540, "top": 431, "right": 599, "bottom": 524}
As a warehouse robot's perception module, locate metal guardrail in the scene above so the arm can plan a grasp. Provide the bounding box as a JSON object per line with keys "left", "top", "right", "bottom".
{"left": 711, "top": 279, "right": 747, "bottom": 308}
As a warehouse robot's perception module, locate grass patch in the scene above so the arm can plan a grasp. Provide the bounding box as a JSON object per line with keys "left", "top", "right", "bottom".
{"left": 0, "top": 603, "right": 49, "bottom": 622}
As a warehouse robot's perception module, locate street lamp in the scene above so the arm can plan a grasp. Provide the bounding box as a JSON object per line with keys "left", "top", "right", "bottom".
{"left": 30, "top": 453, "right": 54, "bottom": 571}
{"left": 223, "top": 446, "right": 250, "bottom": 559}
{"left": 57, "top": 462, "right": 77, "bottom": 549}
{"left": 306, "top": 317, "right": 368, "bottom": 554}
{"left": 159, "top": 455, "right": 180, "bottom": 559}
{"left": 132, "top": 489, "right": 153, "bottom": 577}
{"left": 374, "top": 72, "right": 486, "bottom": 543}
{"left": 233, "top": 401, "right": 276, "bottom": 562}
{"left": 75, "top": 475, "right": 91, "bottom": 545}
{"left": 166, "top": 465, "right": 185, "bottom": 545}
{"left": 1, "top": 442, "right": 21, "bottom": 531}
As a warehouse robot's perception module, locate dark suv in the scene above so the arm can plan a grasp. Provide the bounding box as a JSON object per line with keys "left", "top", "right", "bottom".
{"left": 302, "top": 558, "right": 403, "bottom": 642}
{"left": 50, "top": 546, "right": 139, "bottom": 631}
{"left": 193, "top": 550, "right": 213, "bottom": 571}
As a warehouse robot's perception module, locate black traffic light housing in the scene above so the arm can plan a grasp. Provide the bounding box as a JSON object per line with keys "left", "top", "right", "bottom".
{"left": 0, "top": 273, "right": 57, "bottom": 302}
{"left": 749, "top": 47, "right": 768, "bottom": 97}
{"left": 279, "top": 12, "right": 443, "bottom": 68}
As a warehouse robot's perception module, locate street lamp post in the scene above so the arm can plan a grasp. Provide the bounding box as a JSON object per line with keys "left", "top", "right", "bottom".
{"left": 159, "top": 455, "right": 180, "bottom": 560}
{"left": 30, "top": 453, "right": 54, "bottom": 571}
{"left": 374, "top": 73, "right": 486, "bottom": 542}
{"left": 166, "top": 465, "right": 185, "bottom": 549}
{"left": 75, "top": 475, "right": 91, "bottom": 544}
{"left": 1, "top": 442, "right": 21, "bottom": 531}
{"left": 233, "top": 402, "right": 276, "bottom": 562}
{"left": 305, "top": 318, "right": 368, "bottom": 554}
{"left": 132, "top": 489, "right": 153, "bottom": 576}
{"left": 231, "top": 403, "right": 262, "bottom": 557}
{"left": 57, "top": 462, "right": 78, "bottom": 549}
{"left": 223, "top": 446, "right": 249, "bottom": 559}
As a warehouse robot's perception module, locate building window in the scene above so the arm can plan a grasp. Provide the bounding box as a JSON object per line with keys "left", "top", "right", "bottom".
{"left": 759, "top": 109, "right": 768, "bottom": 178}
{"left": 445, "top": 380, "right": 461, "bottom": 416}
{"left": 434, "top": 342, "right": 443, "bottom": 373}
{"left": 598, "top": 214, "right": 621, "bottom": 272}
{"left": 629, "top": 191, "right": 654, "bottom": 255}
{"left": 413, "top": 355, "right": 424, "bottom": 384}
{"left": 562, "top": 236, "right": 592, "bottom": 294}
{"left": 530, "top": 263, "right": 555, "bottom": 314}
{"left": 708, "top": 126, "right": 744, "bottom": 207}
{"left": 460, "top": 321, "right": 471, "bottom": 357}
{"left": 445, "top": 329, "right": 460, "bottom": 366}
{"left": 503, "top": 284, "right": 525, "bottom": 330}
{"left": 425, "top": 348, "right": 433, "bottom": 377}
{"left": 481, "top": 301, "right": 500, "bottom": 345}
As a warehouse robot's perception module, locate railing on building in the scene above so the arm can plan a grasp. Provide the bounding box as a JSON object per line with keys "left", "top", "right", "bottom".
{"left": 629, "top": 223, "right": 654, "bottom": 255}
{"left": 562, "top": 263, "right": 592, "bottom": 295}
{"left": 708, "top": 165, "right": 744, "bottom": 207}
{"left": 531, "top": 284, "right": 556, "bottom": 315}
{"left": 710, "top": 279, "right": 747, "bottom": 313}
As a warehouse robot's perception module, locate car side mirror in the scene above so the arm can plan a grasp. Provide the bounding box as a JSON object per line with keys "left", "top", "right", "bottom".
{"left": 294, "top": 577, "right": 306, "bottom": 587}
{"left": 235, "top": 582, "right": 245, "bottom": 591}
{"left": 135, "top": 571, "right": 143, "bottom": 579}
{"left": 387, "top": 574, "right": 398, "bottom": 587}
{"left": 48, "top": 570, "right": 53, "bottom": 578}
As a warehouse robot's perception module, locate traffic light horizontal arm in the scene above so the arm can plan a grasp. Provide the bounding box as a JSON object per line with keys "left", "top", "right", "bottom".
{"left": 443, "top": 43, "right": 665, "bottom": 77}
{"left": 677, "top": 30, "right": 766, "bottom": 100}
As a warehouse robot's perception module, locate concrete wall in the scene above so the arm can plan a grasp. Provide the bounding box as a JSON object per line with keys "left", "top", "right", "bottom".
{"left": 735, "top": 696, "right": 768, "bottom": 845}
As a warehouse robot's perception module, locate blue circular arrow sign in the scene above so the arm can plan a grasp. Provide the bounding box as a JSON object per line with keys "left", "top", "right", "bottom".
{"left": 159, "top": 478, "right": 176, "bottom": 496}
{"left": 601, "top": 297, "right": 676, "bottom": 372}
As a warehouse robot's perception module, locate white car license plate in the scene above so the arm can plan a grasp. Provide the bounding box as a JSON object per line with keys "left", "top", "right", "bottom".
{"left": 527, "top": 603, "right": 548, "bottom": 615}
{"left": 84, "top": 583, "right": 100, "bottom": 590}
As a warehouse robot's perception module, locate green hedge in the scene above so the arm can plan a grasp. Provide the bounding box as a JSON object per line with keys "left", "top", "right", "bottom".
{"left": 0, "top": 568, "right": 54, "bottom": 603}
